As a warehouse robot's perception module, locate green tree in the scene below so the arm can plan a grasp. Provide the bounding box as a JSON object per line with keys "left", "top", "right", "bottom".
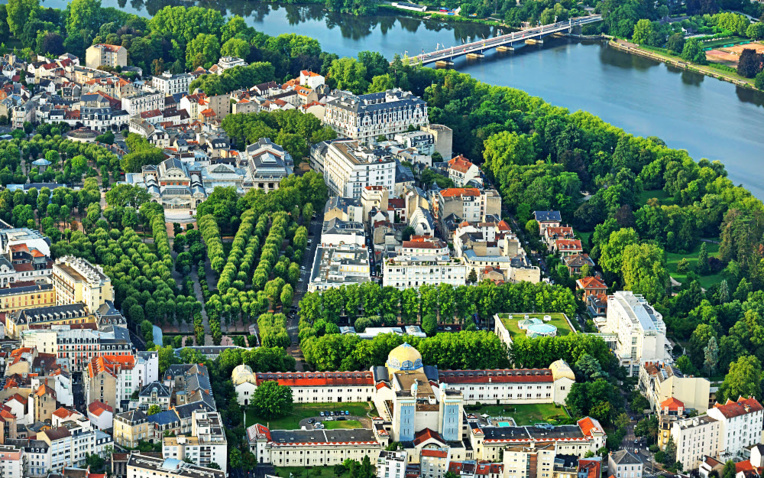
{"left": 65, "top": 0, "right": 102, "bottom": 36}
{"left": 220, "top": 38, "right": 250, "bottom": 59}
{"left": 621, "top": 243, "right": 669, "bottom": 303}
{"left": 483, "top": 131, "right": 536, "bottom": 171}
{"left": 6, "top": 0, "right": 38, "bottom": 37}
{"left": 631, "top": 19, "right": 654, "bottom": 45}
{"left": 737, "top": 49, "right": 763, "bottom": 78}
{"left": 722, "top": 461, "right": 737, "bottom": 478}
{"left": 252, "top": 380, "right": 293, "bottom": 419}
{"left": 704, "top": 336, "right": 719, "bottom": 376}
{"left": 756, "top": 70, "right": 764, "bottom": 90}
{"left": 681, "top": 38, "right": 707, "bottom": 65}
{"left": 718, "top": 355, "right": 763, "bottom": 402}
{"left": 666, "top": 33, "right": 685, "bottom": 54}
{"left": 599, "top": 228, "right": 639, "bottom": 273}
{"left": 186, "top": 33, "right": 221, "bottom": 70}
{"left": 747, "top": 23, "right": 764, "bottom": 41}
{"left": 147, "top": 404, "right": 161, "bottom": 415}
{"left": 327, "top": 57, "right": 369, "bottom": 94}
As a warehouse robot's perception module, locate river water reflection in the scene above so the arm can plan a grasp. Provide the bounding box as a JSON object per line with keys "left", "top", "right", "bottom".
{"left": 35, "top": 0, "right": 764, "bottom": 197}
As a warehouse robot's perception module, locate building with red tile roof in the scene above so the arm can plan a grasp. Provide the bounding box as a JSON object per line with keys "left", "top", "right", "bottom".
{"left": 708, "top": 397, "right": 764, "bottom": 457}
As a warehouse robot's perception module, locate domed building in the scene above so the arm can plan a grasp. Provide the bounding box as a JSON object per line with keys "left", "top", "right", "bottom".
{"left": 232, "top": 364, "right": 257, "bottom": 405}
{"left": 385, "top": 342, "right": 424, "bottom": 374}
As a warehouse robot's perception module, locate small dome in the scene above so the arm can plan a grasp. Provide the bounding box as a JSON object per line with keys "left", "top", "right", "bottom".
{"left": 232, "top": 364, "right": 256, "bottom": 385}
{"left": 386, "top": 343, "right": 423, "bottom": 372}
{"left": 550, "top": 359, "right": 575, "bottom": 381}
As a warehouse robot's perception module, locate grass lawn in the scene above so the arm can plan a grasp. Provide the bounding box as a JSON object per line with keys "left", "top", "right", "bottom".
{"left": 274, "top": 467, "right": 352, "bottom": 478}
{"left": 497, "top": 312, "right": 575, "bottom": 339}
{"left": 637, "top": 188, "right": 675, "bottom": 206}
{"left": 465, "top": 402, "right": 570, "bottom": 425}
{"left": 666, "top": 241, "right": 723, "bottom": 289}
{"left": 245, "top": 402, "right": 374, "bottom": 430}
{"left": 323, "top": 419, "right": 363, "bottom": 429}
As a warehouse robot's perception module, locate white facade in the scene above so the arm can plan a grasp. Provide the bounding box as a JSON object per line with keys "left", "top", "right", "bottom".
{"left": 322, "top": 139, "right": 396, "bottom": 198}
{"left": 127, "top": 453, "right": 225, "bottom": 478}
{"left": 383, "top": 255, "right": 467, "bottom": 289}
{"left": 52, "top": 255, "right": 114, "bottom": 313}
{"left": 308, "top": 244, "right": 371, "bottom": 292}
{"left": 671, "top": 415, "right": 720, "bottom": 470}
{"left": 136, "top": 351, "right": 159, "bottom": 389}
{"left": 152, "top": 72, "right": 193, "bottom": 95}
{"left": 0, "top": 446, "right": 23, "bottom": 478}
{"left": 162, "top": 410, "right": 228, "bottom": 474}
{"left": 377, "top": 450, "right": 407, "bottom": 478}
{"left": 605, "top": 291, "right": 667, "bottom": 375}
{"left": 240, "top": 371, "right": 375, "bottom": 404}
{"left": 324, "top": 89, "right": 428, "bottom": 143}
{"left": 608, "top": 450, "right": 643, "bottom": 478}
{"left": 707, "top": 397, "right": 764, "bottom": 459}
{"left": 122, "top": 92, "right": 164, "bottom": 117}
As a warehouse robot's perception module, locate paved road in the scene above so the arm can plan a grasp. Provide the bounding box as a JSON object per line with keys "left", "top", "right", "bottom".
{"left": 287, "top": 214, "right": 323, "bottom": 371}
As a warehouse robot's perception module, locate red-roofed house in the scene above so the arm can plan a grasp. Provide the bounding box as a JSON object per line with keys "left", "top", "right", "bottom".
{"left": 436, "top": 188, "right": 501, "bottom": 226}
{"left": 87, "top": 400, "right": 113, "bottom": 429}
{"left": 578, "top": 457, "right": 602, "bottom": 478}
{"left": 421, "top": 446, "right": 450, "bottom": 477}
{"left": 708, "top": 397, "right": 764, "bottom": 456}
{"left": 554, "top": 239, "right": 583, "bottom": 257}
{"left": 576, "top": 276, "right": 607, "bottom": 298}
{"left": 447, "top": 155, "right": 481, "bottom": 187}
{"left": 52, "top": 407, "right": 83, "bottom": 427}
{"left": 251, "top": 371, "right": 374, "bottom": 404}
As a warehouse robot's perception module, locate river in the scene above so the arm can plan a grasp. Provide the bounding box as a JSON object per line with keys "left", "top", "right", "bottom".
{"left": 37, "top": 0, "right": 764, "bottom": 197}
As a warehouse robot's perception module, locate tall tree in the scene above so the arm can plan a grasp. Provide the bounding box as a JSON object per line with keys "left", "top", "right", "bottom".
{"left": 718, "top": 355, "right": 763, "bottom": 402}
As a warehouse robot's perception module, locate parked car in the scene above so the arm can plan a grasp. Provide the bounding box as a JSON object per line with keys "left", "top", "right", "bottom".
{"left": 319, "top": 412, "right": 324, "bottom": 417}
{"left": 345, "top": 410, "right": 350, "bottom": 415}
{"left": 325, "top": 417, "right": 334, "bottom": 421}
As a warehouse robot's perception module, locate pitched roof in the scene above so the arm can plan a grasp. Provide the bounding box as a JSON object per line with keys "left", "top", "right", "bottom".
{"left": 421, "top": 449, "right": 448, "bottom": 458}
{"left": 412, "top": 428, "right": 446, "bottom": 446}
{"left": 578, "top": 417, "right": 604, "bottom": 437}
{"left": 448, "top": 155, "right": 475, "bottom": 173}
{"left": 577, "top": 276, "right": 607, "bottom": 290}
{"left": 255, "top": 371, "right": 374, "bottom": 387}
{"left": 713, "top": 397, "right": 764, "bottom": 418}
{"left": 440, "top": 187, "right": 481, "bottom": 198}
{"left": 88, "top": 400, "right": 113, "bottom": 417}
{"left": 660, "top": 397, "right": 684, "bottom": 411}
{"left": 610, "top": 449, "right": 641, "bottom": 465}
{"left": 438, "top": 369, "right": 554, "bottom": 384}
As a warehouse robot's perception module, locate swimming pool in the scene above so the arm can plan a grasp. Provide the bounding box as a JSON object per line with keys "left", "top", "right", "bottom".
{"left": 498, "top": 421, "right": 511, "bottom": 427}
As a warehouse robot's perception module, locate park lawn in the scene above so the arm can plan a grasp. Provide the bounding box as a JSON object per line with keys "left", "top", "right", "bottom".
{"left": 637, "top": 188, "right": 675, "bottom": 206}
{"left": 245, "top": 402, "right": 374, "bottom": 430}
{"left": 323, "top": 419, "right": 363, "bottom": 429}
{"left": 274, "top": 467, "right": 352, "bottom": 478}
{"left": 666, "top": 241, "right": 723, "bottom": 289}
{"left": 466, "top": 403, "right": 570, "bottom": 425}
{"left": 497, "top": 312, "right": 575, "bottom": 339}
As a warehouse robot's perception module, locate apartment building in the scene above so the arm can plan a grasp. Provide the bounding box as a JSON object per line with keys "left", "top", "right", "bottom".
{"left": 608, "top": 450, "right": 643, "bottom": 478}
{"left": 640, "top": 361, "right": 711, "bottom": 413}
{"left": 503, "top": 443, "right": 557, "bottom": 478}
{"left": 85, "top": 354, "right": 137, "bottom": 411}
{"left": 0, "top": 444, "right": 23, "bottom": 478}
{"left": 377, "top": 450, "right": 407, "bottom": 478}
{"left": 127, "top": 453, "right": 225, "bottom": 478}
{"left": 0, "top": 283, "right": 56, "bottom": 313}
{"left": 435, "top": 188, "right": 502, "bottom": 229}
{"left": 114, "top": 410, "right": 150, "bottom": 448}
{"left": 324, "top": 89, "right": 428, "bottom": 142}
{"left": 671, "top": 415, "right": 720, "bottom": 470}
{"left": 383, "top": 254, "right": 467, "bottom": 289}
{"left": 162, "top": 410, "right": 228, "bottom": 473}
{"left": 308, "top": 244, "right": 371, "bottom": 292}
{"left": 707, "top": 397, "right": 764, "bottom": 458}
{"left": 605, "top": 291, "right": 668, "bottom": 375}
{"left": 122, "top": 92, "right": 164, "bottom": 117}
{"left": 237, "top": 370, "right": 375, "bottom": 404}
{"left": 52, "top": 256, "right": 113, "bottom": 313}
{"left": 151, "top": 71, "right": 194, "bottom": 95}
{"left": 85, "top": 44, "right": 128, "bottom": 69}
{"left": 320, "top": 139, "right": 396, "bottom": 198}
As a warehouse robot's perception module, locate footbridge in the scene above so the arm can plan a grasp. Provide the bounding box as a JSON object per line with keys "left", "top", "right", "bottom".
{"left": 409, "top": 15, "right": 602, "bottom": 66}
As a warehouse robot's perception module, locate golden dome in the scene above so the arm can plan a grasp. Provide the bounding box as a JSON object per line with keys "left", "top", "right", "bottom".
{"left": 231, "top": 364, "right": 256, "bottom": 385}
{"left": 386, "top": 343, "right": 423, "bottom": 372}
{"left": 550, "top": 359, "right": 575, "bottom": 381}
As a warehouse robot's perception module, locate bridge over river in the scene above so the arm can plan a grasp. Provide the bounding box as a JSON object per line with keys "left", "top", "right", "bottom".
{"left": 409, "top": 15, "right": 603, "bottom": 66}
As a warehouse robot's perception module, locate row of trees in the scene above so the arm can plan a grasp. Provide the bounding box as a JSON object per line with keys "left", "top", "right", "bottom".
{"left": 298, "top": 281, "right": 577, "bottom": 336}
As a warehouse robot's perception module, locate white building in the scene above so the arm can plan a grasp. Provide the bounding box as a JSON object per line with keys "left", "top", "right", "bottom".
{"left": 127, "top": 453, "right": 225, "bottom": 478}
{"left": 299, "top": 70, "right": 325, "bottom": 89}
{"left": 321, "top": 218, "right": 366, "bottom": 247}
{"left": 605, "top": 291, "right": 668, "bottom": 375}
{"left": 308, "top": 244, "right": 371, "bottom": 292}
{"left": 244, "top": 138, "right": 295, "bottom": 191}
{"left": 232, "top": 364, "right": 257, "bottom": 406}
{"left": 670, "top": 415, "right": 720, "bottom": 470}
{"left": 135, "top": 351, "right": 159, "bottom": 389}
{"left": 239, "top": 370, "right": 375, "bottom": 404}
{"left": 707, "top": 397, "right": 764, "bottom": 459}
{"left": 321, "top": 139, "right": 396, "bottom": 198}
{"left": 377, "top": 450, "right": 407, "bottom": 478}
{"left": 437, "top": 360, "right": 575, "bottom": 406}
{"left": 122, "top": 92, "right": 164, "bottom": 117}
{"left": 383, "top": 254, "right": 467, "bottom": 289}
{"left": 0, "top": 445, "right": 23, "bottom": 478}
{"left": 608, "top": 450, "right": 643, "bottom": 478}
{"left": 324, "top": 89, "right": 428, "bottom": 143}
{"left": 639, "top": 361, "right": 711, "bottom": 413}
{"left": 162, "top": 410, "right": 228, "bottom": 474}
{"left": 215, "top": 56, "right": 247, "bottom": 73}
{"left": 52, "top": 255, "right": 114, "bottom": 313}
{"left": 446, "top": 155, "right": 482, "bottom": 187}
{"left": 152, "top": 72, "right": 194, "bottom": 95}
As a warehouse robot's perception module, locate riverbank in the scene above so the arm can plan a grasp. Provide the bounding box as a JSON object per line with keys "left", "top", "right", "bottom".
{"left": 608, "top": 38, "right": 757, "bottom": 90}
{"left": 377, "top": 3, "right": 508, "bottom": 28}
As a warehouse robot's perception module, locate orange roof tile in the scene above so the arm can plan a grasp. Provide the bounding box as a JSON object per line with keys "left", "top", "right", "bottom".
{"left": 440, "top": 188, "right": 480, "bottom": 198}
{"left": 448, "top": 155, "right": 474, "bottom": 174}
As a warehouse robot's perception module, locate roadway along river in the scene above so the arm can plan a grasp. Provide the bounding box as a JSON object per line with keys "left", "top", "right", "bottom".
{"left": 37, "top": 0, "right": 764, "bottom": 198}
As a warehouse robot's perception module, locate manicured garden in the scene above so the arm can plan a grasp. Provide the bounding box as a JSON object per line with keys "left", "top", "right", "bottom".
{"left": 245, "top": 402, "right": 374, "bottom": 430}
{"left": 465, "top": 402, "right": 571, "bottom": 425}
{"left": 324, "top": 419, "right": 364, "bottom": 430}
{"left": 498, "top": 312, "right": 575, "bottom": 339}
